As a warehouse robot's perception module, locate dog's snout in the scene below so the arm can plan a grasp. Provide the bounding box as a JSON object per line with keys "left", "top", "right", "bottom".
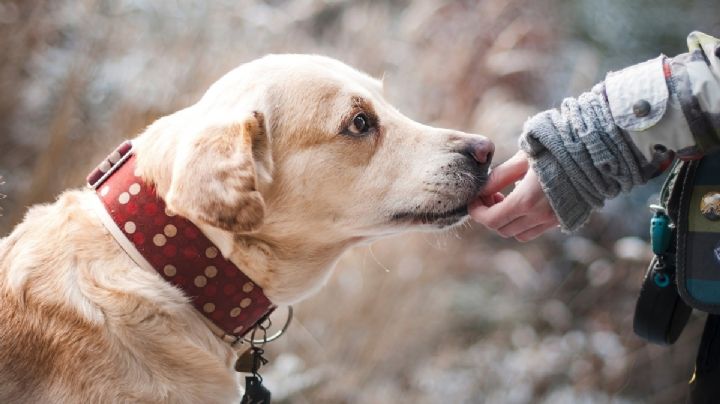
{"left": 463, "top": 139, "right": 494, "bottom": 165}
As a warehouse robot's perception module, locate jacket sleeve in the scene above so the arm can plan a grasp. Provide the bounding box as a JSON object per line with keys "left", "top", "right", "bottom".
{"left": 519, "top": 32, "right": 720, "bottom": 232}
{"left": 606, "top": 31, "right": 720, "bottom": 160}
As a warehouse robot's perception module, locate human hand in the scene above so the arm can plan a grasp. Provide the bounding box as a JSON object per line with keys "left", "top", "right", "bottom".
{"left": 469, "top": 151, "right": 559, "bottom": 242}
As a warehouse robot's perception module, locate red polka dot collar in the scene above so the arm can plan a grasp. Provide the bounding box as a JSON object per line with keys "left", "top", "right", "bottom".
{"left": 87, "top": 141, "right": 275, "bottom": 345}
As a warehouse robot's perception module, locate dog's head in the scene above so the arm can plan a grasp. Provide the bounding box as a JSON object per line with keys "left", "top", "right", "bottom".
{"left": 135, "top": 55, "right": 493, "bottom": 301}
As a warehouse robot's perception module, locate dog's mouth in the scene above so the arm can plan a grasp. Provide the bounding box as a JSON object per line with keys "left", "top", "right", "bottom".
{"left": 389, "top": 163, "right": 488, "bottom": 228}
{"left": 391, "top": 204, "right": 469, "bottom": 227}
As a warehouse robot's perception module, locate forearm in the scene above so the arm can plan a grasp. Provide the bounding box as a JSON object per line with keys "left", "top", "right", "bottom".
{"left": 521, "top": 31, "right": 720, "bottom": 232}
{"left": 520, "top": 84, "right": 654, "bottom": 232}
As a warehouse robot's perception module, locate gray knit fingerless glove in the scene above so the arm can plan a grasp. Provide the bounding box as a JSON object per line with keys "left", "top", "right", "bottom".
{"left": 519, "top": 83, "right": 655, "bottom": 232}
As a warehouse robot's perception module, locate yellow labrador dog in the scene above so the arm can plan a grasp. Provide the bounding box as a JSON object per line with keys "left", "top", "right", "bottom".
{"left": 0, "top": 55, "right": 493, "bottom": 403}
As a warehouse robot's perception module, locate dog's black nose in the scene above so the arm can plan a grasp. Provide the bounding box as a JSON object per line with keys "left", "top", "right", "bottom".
{"left": 463, "top": 139, "right": 494, "bottom": 165}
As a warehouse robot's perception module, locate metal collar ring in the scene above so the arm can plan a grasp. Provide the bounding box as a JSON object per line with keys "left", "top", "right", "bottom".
{"left": 244, "top": 306, "right": 294, "bottom": 344}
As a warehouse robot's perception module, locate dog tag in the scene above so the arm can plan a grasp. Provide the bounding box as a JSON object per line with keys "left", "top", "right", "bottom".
{"left": 235, "top": 350, "right": 255, "bottom": 373}
{"left": 241, "top": 376, "right": 271, "bottom": 404}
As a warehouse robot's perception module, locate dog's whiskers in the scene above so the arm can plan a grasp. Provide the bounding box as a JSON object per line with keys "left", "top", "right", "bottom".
{"left": 367, "top": 243, "right": 392, "bottom": 273}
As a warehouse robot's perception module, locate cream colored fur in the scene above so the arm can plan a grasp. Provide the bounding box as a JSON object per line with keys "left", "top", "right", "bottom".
{"left": 0, "top": 55, "right": 491, "bottom": 403}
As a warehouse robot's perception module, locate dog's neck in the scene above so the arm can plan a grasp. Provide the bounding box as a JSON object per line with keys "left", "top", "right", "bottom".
{"left": 130, "top": 126, "right": 359, "bottom": 307}
{"left": 229, "top": 231, "right": 358, "bottom": 305}
{"left": 189, "top": 220, "right": 357, "bottom": 305}
{"left": 88, "top": 143, "right": 277, "bottom": 342}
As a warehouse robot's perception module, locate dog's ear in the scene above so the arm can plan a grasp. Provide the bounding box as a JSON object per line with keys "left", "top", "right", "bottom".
{"left": 165, "top": 112, "right": 270, "bottom": 233}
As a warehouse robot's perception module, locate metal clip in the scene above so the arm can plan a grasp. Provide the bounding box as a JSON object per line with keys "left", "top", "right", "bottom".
{"left": 649, "top": 204, "right": 666, "bottom": 214}
{"left": 649, "top": 205, "right": 672, "bottom": 255}
{"left": 243, "top": 306, "right": 293, "bottom": 345}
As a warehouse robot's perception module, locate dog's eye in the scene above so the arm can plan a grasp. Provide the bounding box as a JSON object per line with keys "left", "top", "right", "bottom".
{"left": 348, "top": 113, "right": 371, "bottom": 135}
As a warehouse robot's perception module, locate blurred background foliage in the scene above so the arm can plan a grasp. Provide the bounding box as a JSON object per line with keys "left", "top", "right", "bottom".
{"left": 0, "top": 0, "right": 719, "bottom": 403}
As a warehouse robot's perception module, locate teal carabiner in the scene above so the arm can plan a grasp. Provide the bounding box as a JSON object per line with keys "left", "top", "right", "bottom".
{"left": 650, "top": 206, "right": 672, "bottom": 255}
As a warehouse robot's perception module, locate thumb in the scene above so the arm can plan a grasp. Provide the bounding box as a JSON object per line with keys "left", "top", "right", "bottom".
{"left": 481, "top": 151, "right": 529, "bottom": 195}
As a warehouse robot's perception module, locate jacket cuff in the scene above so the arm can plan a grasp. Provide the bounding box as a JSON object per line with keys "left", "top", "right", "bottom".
{"left": 605, "top": 55, "right": 696, "bottom": 160}
{"left": 530, "top": 150, "right": 593, "bottom": 233}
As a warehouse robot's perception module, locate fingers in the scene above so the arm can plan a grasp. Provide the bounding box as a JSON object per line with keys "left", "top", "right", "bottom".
{"left": 514, "top": 222, "right": 558, "bottom": 242}
{"left": 470, "top": 153, "right": 560, "bottom": 243}
{"left": 470, "top": 161, "right": 559, "bottom": 239}
{"left": 477, "top": 192, "right": 505, "bottom": 207}
{"left": 469, "top": 195, "right": 524, "bottom": 230}
{"left": 495, "top": 209, "right": 557, "bottom": 238}
{"left": 470, "top": 151, "right": 528, "bottom": 209}
{"left": 481, "top": 151, "right": 529, "bottom": 195}
{"left": 471, "top": 176, "right": 536, "bottom": 229}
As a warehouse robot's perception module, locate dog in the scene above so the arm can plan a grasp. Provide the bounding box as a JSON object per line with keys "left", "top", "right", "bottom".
{"left": 0, "top": 54, "right": 493, "bottom": 403}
